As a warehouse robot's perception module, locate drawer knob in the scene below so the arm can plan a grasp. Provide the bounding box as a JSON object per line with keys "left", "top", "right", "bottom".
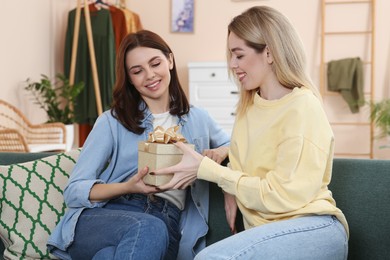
{"left": 230, "top": 91, "right": 239, "bottom": 95}
{"left": 210, "top": 73, "right": 216, "bottom": 77}
{"left": 231, "top": 112, "right": 237, "bottom": 116}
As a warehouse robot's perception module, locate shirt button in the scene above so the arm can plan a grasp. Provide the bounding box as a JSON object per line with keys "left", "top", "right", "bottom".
{"left": 196, "top": 202, "right": 201, "bottom": 207}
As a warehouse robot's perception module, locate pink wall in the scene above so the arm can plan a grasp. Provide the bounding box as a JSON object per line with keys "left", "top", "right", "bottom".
{"left": 1, "top": 0, "right": 389, "bottom": 158}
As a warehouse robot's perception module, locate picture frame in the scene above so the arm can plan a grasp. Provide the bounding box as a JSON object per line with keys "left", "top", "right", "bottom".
{"left": 171, "top": 0, "right": 194, "bottom": 33}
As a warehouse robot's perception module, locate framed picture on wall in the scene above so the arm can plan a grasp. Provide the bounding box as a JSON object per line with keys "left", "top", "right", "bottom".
{"left": 171, "top": 0, "right": 194, "bottom": 33}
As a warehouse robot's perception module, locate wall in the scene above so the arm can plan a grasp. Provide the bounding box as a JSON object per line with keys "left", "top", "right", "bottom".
{"left": 0, "top": 0, "right": 54, "bottom": 122}
{"left": 0, "top": 0, "right": 389, "bottom": 158}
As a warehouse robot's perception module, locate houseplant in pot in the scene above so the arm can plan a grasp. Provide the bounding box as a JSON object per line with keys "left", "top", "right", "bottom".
{"left": 369, "top": 99, "right": 390, "bottom": 149}
{"left": 25, "top": 73, "right": 84, "bottom": 151}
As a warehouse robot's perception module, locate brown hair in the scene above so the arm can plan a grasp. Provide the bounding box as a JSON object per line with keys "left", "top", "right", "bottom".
{"left": 111, "top": 30, "right": 189, "bottom": 134}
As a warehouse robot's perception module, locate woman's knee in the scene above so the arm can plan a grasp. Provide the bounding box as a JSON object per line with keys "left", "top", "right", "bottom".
{"left": 105, "top": 214, "right": 170, "bottom": 259}
{"left": 71, "top": 209, "right": 170, "bottom": 259}
{"left": 129, "top": 215, "right": 170, "bottom": 250}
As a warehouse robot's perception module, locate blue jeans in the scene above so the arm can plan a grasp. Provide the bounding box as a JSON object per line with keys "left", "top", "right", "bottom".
{"left": 67, "top": 194, "right": 181, "bottom": 260}
{"left": 195, "top": 215, "right": 348, "bottom": 260}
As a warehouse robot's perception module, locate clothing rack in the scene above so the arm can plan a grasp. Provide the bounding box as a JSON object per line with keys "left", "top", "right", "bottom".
{"left": 319, "top": 0, "right": 376, "bottom": 158}
{"left": 69, "top": 0, "right": 103, "bottom": 116}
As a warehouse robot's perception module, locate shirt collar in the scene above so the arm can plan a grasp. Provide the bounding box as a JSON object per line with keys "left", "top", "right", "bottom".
{"left": 139, "top": 101, "right": 189, "bottom": 126}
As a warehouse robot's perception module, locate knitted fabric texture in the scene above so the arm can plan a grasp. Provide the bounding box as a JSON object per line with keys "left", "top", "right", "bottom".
{"left": 327, "top": 57, "right": 365, "bottom": 113}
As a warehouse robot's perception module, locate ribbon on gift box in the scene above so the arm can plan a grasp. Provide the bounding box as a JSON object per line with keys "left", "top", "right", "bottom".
{"left": 147, "top": 125, "right": 187, "bottom": 144}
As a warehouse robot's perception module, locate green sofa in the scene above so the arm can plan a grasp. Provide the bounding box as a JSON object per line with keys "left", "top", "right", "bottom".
{"left": 0, "top": 152, "right": 389, "bottom": 260}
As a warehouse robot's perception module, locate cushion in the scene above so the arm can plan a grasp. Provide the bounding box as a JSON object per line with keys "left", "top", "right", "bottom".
{"left": 0, "top": 149, "right": 80, "bottom": 259}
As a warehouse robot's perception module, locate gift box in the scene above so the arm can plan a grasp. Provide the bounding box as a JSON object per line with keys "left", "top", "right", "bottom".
{"left": 138, "top": 142, "right": 195, "bottom": 186}
{"left": 138, "top": 125, "right": 194, "bottom": 186}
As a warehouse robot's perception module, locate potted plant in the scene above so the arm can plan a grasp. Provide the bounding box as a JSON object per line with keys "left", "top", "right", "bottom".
{"left": 369, "top": 99, "right": 390, "bottom": 149}
{"left": 25, "top": 73, "right": 84, "bottom": 150}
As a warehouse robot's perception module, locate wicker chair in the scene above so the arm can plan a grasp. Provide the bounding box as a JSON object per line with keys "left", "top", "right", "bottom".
{"left": 0, "top": 99, "right": 66, "bottom": 153}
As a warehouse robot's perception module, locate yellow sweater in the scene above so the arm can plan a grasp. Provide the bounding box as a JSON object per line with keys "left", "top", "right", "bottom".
{"left": 198, "top": 87, "right": 349, "bottom": 235}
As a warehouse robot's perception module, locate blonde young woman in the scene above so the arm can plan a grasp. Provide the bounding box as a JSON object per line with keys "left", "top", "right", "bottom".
{"left": 154, "top": 6, "right": 349, "bottom": 259}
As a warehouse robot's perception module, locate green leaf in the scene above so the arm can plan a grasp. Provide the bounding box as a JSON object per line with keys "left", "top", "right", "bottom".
{"left": 24, "top": 73, "right": 85, "bottom": 124}
{"left": 369, "top": 99, "right": 390, "bottom": 138}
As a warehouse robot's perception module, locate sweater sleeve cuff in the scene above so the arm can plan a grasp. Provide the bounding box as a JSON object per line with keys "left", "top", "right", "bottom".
{"left": 198, "top": 157, "right": 245, "bottom": 195}
{"left": 198, "top": 156, "right": 222, "bottom": 183}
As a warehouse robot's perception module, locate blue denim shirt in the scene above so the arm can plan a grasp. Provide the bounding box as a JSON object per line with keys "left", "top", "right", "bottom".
{"left": 47, "top": 105, "right": 230, "bottom": 260}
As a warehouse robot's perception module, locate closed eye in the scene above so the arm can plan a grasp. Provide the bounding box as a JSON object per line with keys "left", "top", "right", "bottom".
{"left": 131, "top": 69, "right": 142, "bottom": 75}
{"left": 151, "top": 62, "right": 161, "bottom": 68}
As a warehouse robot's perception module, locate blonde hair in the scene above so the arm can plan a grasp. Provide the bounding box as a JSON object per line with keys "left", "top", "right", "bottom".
{"left": 227, "top": 6, "right": 321, "bottom": 117}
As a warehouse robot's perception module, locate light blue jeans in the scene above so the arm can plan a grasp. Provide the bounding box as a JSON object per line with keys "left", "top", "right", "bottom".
{"left": 67, "top": 194, "right": 181, "bottom": 260}
{"left": 196, "top": 215, "right": 348, "bottom": 260}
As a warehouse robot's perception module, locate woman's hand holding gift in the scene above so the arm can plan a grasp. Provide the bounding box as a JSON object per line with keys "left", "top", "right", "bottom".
{"left": 152, "top": 141, "right": 203, "bottom": 190}
{"left": 202, "top": 146, "right": 229, "bottom": 164}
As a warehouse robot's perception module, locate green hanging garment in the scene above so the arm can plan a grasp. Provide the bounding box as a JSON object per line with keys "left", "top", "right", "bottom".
{"left": 64, "top": 5, "right": 116, "bottom": 124}
{"left": 327, "top": 57, "right": 365, "bottom": 113}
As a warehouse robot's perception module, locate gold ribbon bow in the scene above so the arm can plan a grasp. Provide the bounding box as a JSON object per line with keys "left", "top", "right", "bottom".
{"left": 147, "top": 125, "right": 187, "bottom": 144}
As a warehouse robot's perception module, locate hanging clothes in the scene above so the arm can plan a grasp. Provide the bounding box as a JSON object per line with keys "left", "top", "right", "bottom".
{"left": 327, "top": 57, "right": 365, "bottom": 113}
{"left": 89, "top": 3, "right": 127, "bottom": 51}
{"left": 107, "top": 4, "right": 128, "bottom": 50}
{"left": 118, "top": 0, "right": 143, "bottom": 33}
{"left": 64, "top": 5, "right": 116, "bottom": 125}
{"left": 121, "top": 8, "right": 143, "bottom": 33}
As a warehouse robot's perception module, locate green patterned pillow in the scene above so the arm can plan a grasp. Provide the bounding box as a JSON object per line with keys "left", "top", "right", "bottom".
{"left": 0, "top": 149, "right": 80, "bottom": 259}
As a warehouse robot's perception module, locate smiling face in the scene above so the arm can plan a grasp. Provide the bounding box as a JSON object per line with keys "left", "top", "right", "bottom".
{"left": 126, "top": 46, "right": 174, "bottom": 112}
{"left": 228, "top": 32, "right": 273, "bottom": 92}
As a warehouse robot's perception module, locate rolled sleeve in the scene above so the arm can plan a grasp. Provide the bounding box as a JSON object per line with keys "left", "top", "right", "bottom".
{"left": 64, "top": 179, "right": 107, "bottom": 208}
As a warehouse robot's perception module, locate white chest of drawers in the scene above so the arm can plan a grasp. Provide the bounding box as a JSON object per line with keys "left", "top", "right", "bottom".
{"left": 188, "top": 62, "right": 239, "bottom": 136}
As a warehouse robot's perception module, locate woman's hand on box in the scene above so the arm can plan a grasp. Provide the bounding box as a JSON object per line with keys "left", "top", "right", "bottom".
{"left": 124, "top": 166, "right": 160, "bottom": 194}
{"left": 202, "top": 146, "right": 229, "bottom": 164}
{"left": 89, "top": 166, "right": 158, "bottom": 201}
{"left": 152, "top": 141, "right": 203, "bottom": 190}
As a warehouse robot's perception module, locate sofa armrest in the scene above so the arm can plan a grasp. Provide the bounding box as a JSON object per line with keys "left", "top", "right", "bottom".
{"left": 329, "top": 158, "right": 390, "bottom": 260}
{"left": 0, "top": 152, "right": 56, "bottom": 165}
